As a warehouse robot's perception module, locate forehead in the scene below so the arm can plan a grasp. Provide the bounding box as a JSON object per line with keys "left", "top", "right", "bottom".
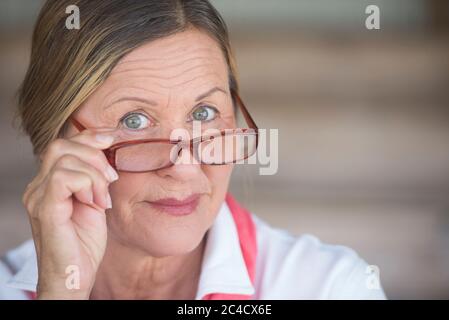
{"left": 106, "top": 28, "right": 229, "bottom": 93}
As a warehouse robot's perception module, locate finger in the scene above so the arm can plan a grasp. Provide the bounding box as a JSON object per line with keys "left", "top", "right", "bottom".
{"left": 53, "top": 154, "right": 112, "bottom": 210}
{"left": 38, "top": 138, "right": 119, "bottom": 186}
{"left": 68, "top": 127, "right": 120, "bottom": 149}
{"left": 43, "top": 168, "right": 100, "bottom": 215}
{"left": 73, "top": 187, "right": 94, "bottom": 206}
{"left": 33, "top": 169, "right": 90, "bottom": 225}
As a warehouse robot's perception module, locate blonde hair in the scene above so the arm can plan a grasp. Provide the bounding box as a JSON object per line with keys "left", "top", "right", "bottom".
{"left": 16, "top": 0, "right": 239, "bottom": 155}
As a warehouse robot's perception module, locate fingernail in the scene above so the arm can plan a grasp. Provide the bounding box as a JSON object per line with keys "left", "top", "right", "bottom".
{"left": 96, "top": 127, "right": 118, "bottom": 132}
{"left": 106, "top": 166, "right": 119, "bottom": 181}
{"left": 106, "top": 193, "right": 112, "bottom": 209}
{"left": 87, "top": 191, "right": 94, "bottom": 204}
{"left": 96, "top": 134, "right": 114, "bottom": 144}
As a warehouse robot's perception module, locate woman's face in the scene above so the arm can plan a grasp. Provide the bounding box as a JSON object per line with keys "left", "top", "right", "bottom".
{"left": 69, "top": 28, "right": 235, "bottom": 256}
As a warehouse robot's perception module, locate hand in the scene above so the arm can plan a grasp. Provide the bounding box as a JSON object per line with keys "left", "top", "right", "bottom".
{"left": 22, "top": 128, "right": 119, "bottom": 299}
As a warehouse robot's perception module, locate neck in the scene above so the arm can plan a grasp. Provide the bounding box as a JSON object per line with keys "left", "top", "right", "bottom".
{"left": 90, "top": 233, "right": 207, "bottom": 300}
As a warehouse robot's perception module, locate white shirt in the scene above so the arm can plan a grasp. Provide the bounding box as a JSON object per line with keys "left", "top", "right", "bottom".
{"left": 0, "top": 201, "right": 387, "bottom": 299}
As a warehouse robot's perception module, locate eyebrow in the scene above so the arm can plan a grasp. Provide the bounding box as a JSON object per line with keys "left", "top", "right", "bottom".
{"left": 106, "top": 86, "right": 227, "bottom": 109}
{"left": 195, "top": 86, "right": 227, "bottom": 102}
{"left": 108, "top": 96, "right": 158, "bottom": 107}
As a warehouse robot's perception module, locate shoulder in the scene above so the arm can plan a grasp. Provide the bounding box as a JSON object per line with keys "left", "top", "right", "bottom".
{"left": 0, "top": 239, "right": 35, "bottom": 300}
{"left": 251, "top": 214, "right": 386, "bottom": 299}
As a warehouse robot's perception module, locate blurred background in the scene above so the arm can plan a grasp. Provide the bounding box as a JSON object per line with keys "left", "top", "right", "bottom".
{"left": 1, "top": 0, "right": 448, "bottom": 299}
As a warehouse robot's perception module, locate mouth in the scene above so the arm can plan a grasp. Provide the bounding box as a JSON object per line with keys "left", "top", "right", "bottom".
{"left": 145, "top": 193, "right": 201, "bottom": 216}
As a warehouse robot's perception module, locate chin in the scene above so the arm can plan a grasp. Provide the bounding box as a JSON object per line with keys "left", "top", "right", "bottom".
{"left": 127, "top": 209, "right": 211, "bottom": 257}
{"left": 134, "top": 228, "right": 207, "bottom": 258}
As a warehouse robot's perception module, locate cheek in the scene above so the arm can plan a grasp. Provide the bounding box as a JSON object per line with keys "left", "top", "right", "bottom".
{"left": 203, "top": 164, "right": 233, "bottom": 197}
{"left": 108, "top": 173, "right": 150, "bottom": 206}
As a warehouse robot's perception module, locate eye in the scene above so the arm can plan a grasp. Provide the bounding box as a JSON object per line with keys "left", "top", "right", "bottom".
{"left": 120, "top": 113, "right": 150, "bottom": 130}
{"left": 191, "top": 105, "right": 218, "bottom": 122}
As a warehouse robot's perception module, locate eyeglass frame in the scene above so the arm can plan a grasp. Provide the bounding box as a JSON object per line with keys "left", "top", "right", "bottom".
{"left": 69, "top": 88, "right": 259, "bottom": 173}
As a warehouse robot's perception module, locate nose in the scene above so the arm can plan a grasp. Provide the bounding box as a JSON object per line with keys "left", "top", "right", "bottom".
{"left": 155, "top": 143, "right": 203, "bottom": 181}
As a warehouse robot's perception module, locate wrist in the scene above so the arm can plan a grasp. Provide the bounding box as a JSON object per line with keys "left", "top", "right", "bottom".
{"left": 37, "top": 278, "right": 92, "bottom": 300}
{"left": 37, "top": 288, "right": 91, "bottom": 300}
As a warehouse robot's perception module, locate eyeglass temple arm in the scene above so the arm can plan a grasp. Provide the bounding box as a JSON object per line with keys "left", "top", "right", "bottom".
{"left": 69, "top": 117, "right": 87, "bottom": 132}
{"left": 231, "top": 89, "right": 258, "bottom": 130}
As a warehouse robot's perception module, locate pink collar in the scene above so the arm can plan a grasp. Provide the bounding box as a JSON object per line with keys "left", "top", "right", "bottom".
{"left": 201, "top": 193, "right": 257, "bottom": 300}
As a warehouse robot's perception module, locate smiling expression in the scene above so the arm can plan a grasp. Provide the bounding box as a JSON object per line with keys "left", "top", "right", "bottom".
{"left": 69, "top": 27, "right": 236, "bottom": 256}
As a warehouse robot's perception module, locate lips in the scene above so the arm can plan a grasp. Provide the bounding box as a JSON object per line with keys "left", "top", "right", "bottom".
{"left": 147, "top": 194, "right": 201, "bottom": 216}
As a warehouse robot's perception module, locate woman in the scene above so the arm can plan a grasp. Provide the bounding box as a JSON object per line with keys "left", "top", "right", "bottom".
{"left": 0, "top": 0, "right": 386, "bottom": 299}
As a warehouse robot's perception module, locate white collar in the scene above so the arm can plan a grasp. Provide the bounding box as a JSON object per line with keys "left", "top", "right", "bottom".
{"left": 5, "top": 239, "right": 37, "bottom": 292}
{"left": 195, "top": 201, "right": 255, "bottom": 299}
{"left": 6, "top": 201, "right": 255, "bottom": 299}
